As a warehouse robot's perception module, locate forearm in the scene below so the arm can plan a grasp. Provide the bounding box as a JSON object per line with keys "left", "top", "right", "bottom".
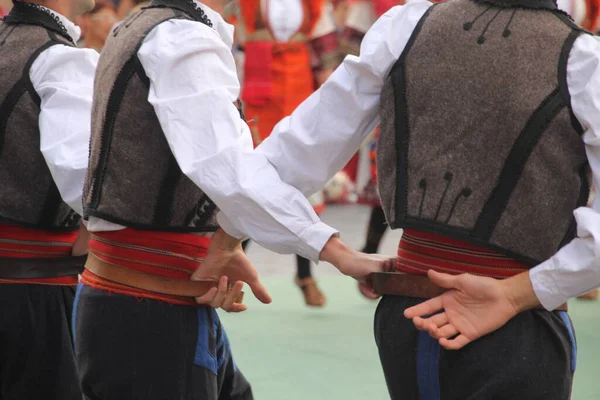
{"left": 319, "top": 235, "right": 353, "bottom": 265}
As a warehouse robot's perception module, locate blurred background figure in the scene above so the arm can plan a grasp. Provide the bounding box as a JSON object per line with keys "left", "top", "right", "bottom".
{"left": 225, "top": 0, "right": 342, "bottom": 307}
{"left": 0, "top": 0, "right": 11, "bottom": 16}
{"left": 558, "top": 0, "right": 600, "bottom": 31}
{"left": 76, "top": 0, "right": 117, "bottom": 51}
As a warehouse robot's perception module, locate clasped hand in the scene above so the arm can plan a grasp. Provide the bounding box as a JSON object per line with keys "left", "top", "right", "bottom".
{"left": 404, "top": 270, "right": 533, "bottom": 350}
{"left": 191, "top": 229, "right": 272, "bottom": 313}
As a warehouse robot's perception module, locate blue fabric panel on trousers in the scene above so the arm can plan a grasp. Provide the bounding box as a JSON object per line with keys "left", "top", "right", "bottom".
{"left": 213, "top": 308, "right": 238, "bottom": 372}
{"left": 417, "top": 330, "right": 441, "bottom": 400}
{"left": 194, "top": 307, "right": 217, "bottom": 375}
{"left": 71, "top": 283, "right": 84, "bottom": 342}
{"left": 558, "top": 310, "right": 577, "bottom": 373}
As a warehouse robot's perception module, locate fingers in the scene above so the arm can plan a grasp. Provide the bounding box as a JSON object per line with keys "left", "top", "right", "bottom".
{"left": 209, "top": 276, "right": 230, "bottom": 308}
{"left": 221, "top": 281, "right": 245, "bottom": 312}
{"left": 436, "top": 324, "right": 459, "bottom": 339}
{"left": 247, "top": 277, "right": 272, "bottom": 304}
{"left": 358, "top": 282, "right": 380, "bottom": 299}
{"left": 195, "top": 286, "right": 218, "bottom": 305}
{"left": 427, "top": 270, "right": 460, "bottom": 290}
{"left": 382, "top": 257, "right": 396, "bottom": 272}
{"left": 195, "top": 276, "right": 228, "bottom": 307}
{"left": 439, "top": 334, "right": 472, "bottom": 350}
{"left": 412, "top": 316, "right": 437, "bottom": 332}
{"left": 427, "top": 312, "right": 448, "bottom": 328}
{"left": 403, "top": 297, "right": 444, "bottom": 319}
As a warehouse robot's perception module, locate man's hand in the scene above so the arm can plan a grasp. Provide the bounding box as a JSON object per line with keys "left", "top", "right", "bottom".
{"left": 191, "top": 229, "right": 272, "bottom": 312}
{"left": 319, "top": 236, "right": 395, "bottom": 283}
{"left": 404, "top": 270, "right": 541, "bottom": 350}
{"left": 72, "top": 223, "right": 90, "bottom": 256}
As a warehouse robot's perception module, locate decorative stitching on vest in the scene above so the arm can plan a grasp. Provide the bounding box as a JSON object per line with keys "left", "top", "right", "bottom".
{"left": 148, "top": 0, "right": 213, "bottom": 28}
{"left": 502, "top": 9, "right": 517, "bottom": 37}
{"left": 473, "top": 87, "right": 566, "bottom": 240}
{"left": 4, "top": 1, "right": 75, "bottom": 44}
{"left": 477, "top": 9, "right": 502, "bottom": 44}
{"left": 445, "top": 188, "right": 472, "bottom": 224}
{"left": 390, "top": 3, "right": 439, "bottom": 228}
{"left": 0, "top": 25, "right": 17, "bottom": 45}
{"left": 463, "top": 5, "right": 493, "bottom": 31}
{"left": 418, "top": 178, "right": 427, "bottom": 217}
{"left": 434, "top": 172, "right": 453, "bottom": 220}
{"left": 471, "top": 0, "right": 570, "bottom": 16}
{"left": 113, "top": 9, "right": 146, "bottom": 37}
{"left": 185, "top": 196, "right": 217, "bottom": 230}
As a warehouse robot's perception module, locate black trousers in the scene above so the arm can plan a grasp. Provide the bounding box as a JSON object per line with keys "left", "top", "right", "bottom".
{"left": 0, "top": 284, "right": 80, "bottom": 400}
{"left": 73, "top": 284, "right": 252, "bottom": 400}
{"left": 374, "top": 295, "right": 577, "bottom": 400}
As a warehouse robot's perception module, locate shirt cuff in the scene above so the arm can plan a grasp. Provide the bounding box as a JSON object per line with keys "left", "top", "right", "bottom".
{"left": 529, "top": 263, "right": 569, "bottom": 311}
{"left": 297, "top": 221, "right": 339, "bottom": 263}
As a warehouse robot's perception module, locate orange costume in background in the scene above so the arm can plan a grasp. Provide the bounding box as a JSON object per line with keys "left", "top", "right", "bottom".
{"left": 229, "top": 0, "right": 340, "bottom": 145}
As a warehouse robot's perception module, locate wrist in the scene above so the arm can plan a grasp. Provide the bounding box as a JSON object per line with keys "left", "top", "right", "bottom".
{"left": 319, "top": 235, "right": 355, "bottom": 269}
{"left": 213, "top": 228, "right": 242, "bottom": 251}
{"left": 501, "top": 271, "right": 541, "bottom": 314}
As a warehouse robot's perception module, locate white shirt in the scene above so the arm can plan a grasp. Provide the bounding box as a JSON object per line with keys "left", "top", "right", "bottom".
{"left": 30, "top": 8, "right": 98, "bottom": 217}
{"left": 265, "top": 0, "right": 303, "bottom": 42}
{"left": 84, "top": 1, "right": 600, "bottom": 309}
{"left": 236, "top": 2, "right": 600, "bottom": 310}
{"left": 86, "top": 4, "right": 338, "bottom": 261}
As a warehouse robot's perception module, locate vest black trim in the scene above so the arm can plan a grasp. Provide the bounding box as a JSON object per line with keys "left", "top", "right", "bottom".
{"left": 558, "top": 28, "right": 585, "bottom": 135}
{"left": 559, "top": 165, "right": 590, "bottom": 248}
{"left": 85, "top": 10, "right": 219, "bottom": 232}
{"left": 0, "top": 39, "right": 79, "bottom": 231}
{"left": 3, "top": 1, "right": 75, "bottom": 44}
{"left": 472, "top": 0, "right": 560, "bottom": 11}
{"left": 472, "top": 87, "right": 566, "bottom": 240}
{"left": 385, "top": 0, "right": 585, "bottom": 266}
{"left": 134, "top": 56, "right": 151, "bottom": 88}
{"left": 0, "top": 40, "right": 54, "bottom": 156}
{"left": 147, "top": 0, "right": 213, "bottom": 27}
{"left": 87, "top": 52, "right": 148, "bottom": 211}
{"left": 391, "top": 3, "right": 438, "bottom": 227}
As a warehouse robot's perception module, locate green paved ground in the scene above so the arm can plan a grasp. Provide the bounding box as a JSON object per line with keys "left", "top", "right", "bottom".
{"left": 219, "top": 277, "right": 600, "bottom": 400}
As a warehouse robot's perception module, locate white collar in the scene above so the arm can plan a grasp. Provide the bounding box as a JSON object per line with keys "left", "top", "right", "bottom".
{"left": 38, "top": 5, "right": 82, "bottom": 42}
{"left": 195, "top": 1, "right": 234, "bottom": 49}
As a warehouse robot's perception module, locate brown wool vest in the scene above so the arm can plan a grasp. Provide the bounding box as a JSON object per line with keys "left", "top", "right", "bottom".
{"left": 378, "top": 0, "right": 590, "bottom": 265}
{"left": 0, "top": 3, "right": 80, "bottom": 230}
{"left": 84, "top": 0, "right": 223, "bottom": 232}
